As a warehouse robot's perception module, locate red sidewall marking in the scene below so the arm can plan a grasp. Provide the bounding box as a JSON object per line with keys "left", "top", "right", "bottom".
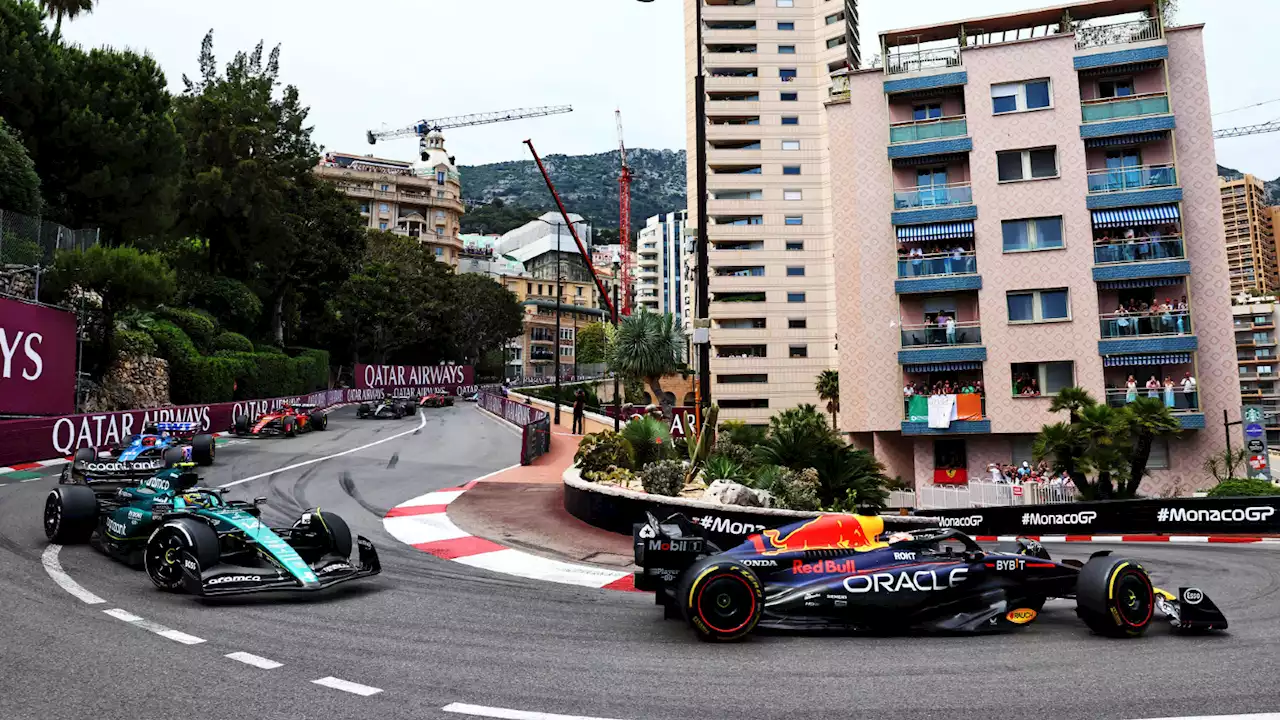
{"left": 383, "top": 505, "right": 448, "bottom": 518}
{"left": 695, "top": 572, "right": 757, "bottom": 634}
{"left": 413, "top": 535, "right": 506, "bottom": 560}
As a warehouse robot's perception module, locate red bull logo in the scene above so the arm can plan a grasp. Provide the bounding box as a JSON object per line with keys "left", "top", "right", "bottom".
{"left": 792, "top": 559, "right": 857, "bottom": 574}
{"left": 754, "top": 515, "right": 887, "bottom": 555}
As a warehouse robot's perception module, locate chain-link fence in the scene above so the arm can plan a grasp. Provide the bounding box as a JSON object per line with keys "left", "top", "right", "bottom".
{"left": 0, "top": 208, "right": 99, "bottom": 301}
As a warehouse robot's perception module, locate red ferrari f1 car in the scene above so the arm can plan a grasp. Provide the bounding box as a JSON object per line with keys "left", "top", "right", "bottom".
{"left": 231, "top": 403, "right": 328, "bottom": 437}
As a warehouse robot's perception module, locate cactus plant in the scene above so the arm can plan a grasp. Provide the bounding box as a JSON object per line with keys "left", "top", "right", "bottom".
{"left": 683, "top": 404, "right": 719, "bottom": 486}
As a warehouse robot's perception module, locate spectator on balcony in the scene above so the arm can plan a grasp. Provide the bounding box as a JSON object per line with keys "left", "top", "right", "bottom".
{"left": 945, "top": 315, "right": 957, "bottom": 345}
{"left": 904, "top": 382, "right": 916, "bottom": 398}
{"left": 909, "top": 246, "right": 924, "bottom": 276}
{"left": 1019, "top": 379, "right": 1040, "bottom": 397}
{"left": 1177, "top": 297, "right": 1188, "bottom": 334}
{"left": 1163, "top": 377, "right": 1176, "bottom": 408}
{"left": 1182, "top": 372, "right": 1197, "bottom": 409}
{"left": 1145, "top": 375, "right": 1161, "bottom": 399}
{"left": 974, "top": 380, "right": 985, "bottom": 396}
{"left": 1126, "top": 375, "right": 1138, "bottom": 403}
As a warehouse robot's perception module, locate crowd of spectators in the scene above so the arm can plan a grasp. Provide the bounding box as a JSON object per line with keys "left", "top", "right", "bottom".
{"left": 904, "top": 379, "right": 984, "bottom": 397}
{"left": 986, "top": 461, "right": 1074, "bottom": 487}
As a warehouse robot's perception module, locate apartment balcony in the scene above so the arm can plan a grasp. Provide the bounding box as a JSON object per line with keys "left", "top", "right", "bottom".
{"left": 1074, "top": 16, "right": 1163, "bottom": 53}
{"left": 895, "top": 252, "right": 981, "bottom": 294}
{"left": 891, "top": 183, "right": 977, "bottom": 226}
{"left": 897, "top": 321, "right": 986, "bottom": 367}
{"left": 1105, "top": 389, "right": 1203, "bottom": 429}
{"left": 884, "top": 47, "right": 962, "bottom": 76}
{"left": 1080, "top": 93, "right": 1176, "bottom": 143}
{"left": 1097, "top": 312, "right": 1197, "bottom": 356}
{"left": 887, "top": 118, "right": 972, "bottom": 161}
{"left": 1092, "top": 236, "right": 1189, "bottom": 282}
{"left": 1087, "top": 164, "right": 1177, "bottom": 194}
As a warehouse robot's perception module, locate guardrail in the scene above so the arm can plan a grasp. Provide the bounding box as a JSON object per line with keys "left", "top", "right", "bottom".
{"left": 916, "top": 480, "right": 1076, "bottom": 509}
{"left": 477, "top": 391, "right": 550, "bottom": 465}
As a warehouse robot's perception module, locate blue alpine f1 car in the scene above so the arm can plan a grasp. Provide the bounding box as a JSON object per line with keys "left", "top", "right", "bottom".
{"left": 635, "top": 512, "right": 1226, "bottom": 641}
{"left": 62, "top": 422, "right": 215, "bottom": 491}
{"left": 44, "top": 465, "right": 380, "bottom": 596}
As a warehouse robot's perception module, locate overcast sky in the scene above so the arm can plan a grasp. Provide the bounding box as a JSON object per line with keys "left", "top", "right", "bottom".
{"left": 61, "top": 0, "right": 1280, "bottom": 176}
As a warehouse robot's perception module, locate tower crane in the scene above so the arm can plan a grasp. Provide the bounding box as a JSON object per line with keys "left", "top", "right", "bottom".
{"left": 366, "top": 105, "right": 573, "bottom": 160}
{"left": 617, "top": 109, "right": 633, "bottom": 316}
{"left": 1214, "top": 120, "right": 1280, "bottom": 139}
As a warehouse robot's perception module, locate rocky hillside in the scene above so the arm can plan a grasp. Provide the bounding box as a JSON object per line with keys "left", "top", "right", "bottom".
{"left": 1218, "top": 165, "right": 1280, "bottom": 205}
{"left": 460, "top": 148, "right": 687, "bottom": 234}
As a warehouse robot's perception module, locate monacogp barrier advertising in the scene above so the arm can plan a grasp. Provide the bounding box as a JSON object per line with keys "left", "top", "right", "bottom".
{"left": 917, "top": 496, "right": 1280, "bottom": 536}
{"left": 0, "top": 388, "right": 384, "bottom": 468}
{"left": 354, "top": 363, "right": 476, "bottom": 396}
{"left": 477, "top": 391, "right": 550, "bottom": 465}
{"left": 0, "top": 296, "right": 78, "bottom": 416}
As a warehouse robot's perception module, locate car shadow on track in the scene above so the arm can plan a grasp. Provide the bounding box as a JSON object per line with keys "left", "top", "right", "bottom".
{"left": 191, "top": 581, "right": 387, "bottom": 608}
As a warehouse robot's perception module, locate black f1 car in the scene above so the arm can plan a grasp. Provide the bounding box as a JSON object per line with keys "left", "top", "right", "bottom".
{"left": 356, "top": 397, "right": 415, "bottom": 419}
{"left": 635, "top": 512, "right": 1226, "bottom": 642}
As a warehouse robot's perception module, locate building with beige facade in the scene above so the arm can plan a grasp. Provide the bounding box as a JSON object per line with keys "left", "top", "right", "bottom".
{"left": 314, "top": 132, "right": 465, "bottom": 267}
{"left": 1233, "top": 294, "right": 1280, "bottom": 445}
{"left": 1219, "top": 174, "right": 1279, "bottom": 294}
{"left": 685, "top": 0, "right": 859, "bottom": 425}
{"left": 634, "top": 211, "right": 689, "bottom": 322}
{"left": 829, "top": 0, "right": 1238, "bottom": 495}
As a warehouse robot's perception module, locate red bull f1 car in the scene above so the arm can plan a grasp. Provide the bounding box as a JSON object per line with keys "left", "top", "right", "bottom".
{"left": 61, "top": 422, "right": 216, "bottom": 492}
{"left": 634, "top": 512, "right": 1226, "bottom": 642}
{"left": 232, "top": 403, "right": 328, "bottom": 437}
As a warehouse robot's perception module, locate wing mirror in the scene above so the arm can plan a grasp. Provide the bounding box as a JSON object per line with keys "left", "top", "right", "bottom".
{"left": 253, "top": 497, "right": 268, "bottom": 506}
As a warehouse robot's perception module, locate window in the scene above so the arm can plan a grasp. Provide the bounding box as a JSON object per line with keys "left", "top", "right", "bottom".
{"left": 537, "top": 284, "right": 544, "bottom": 295}
{"left": 997, "top": 148, "right": 1058, "bottom": 182}
{"left": 782, "top": 140, "right": 800, "bottom": 151}
{"left": 576, "top": 287, "right": 583, "bottom": 296}
{"left": 560, "top": 346, "right": 573, "bottom": 357}
{"left": 1098, "top": 78, "right": 1134, "bottom": 99}
{"left": 360, "top": 203, "right": 369, "bottom": 213}
{"left": 1002, "top": 217, "right": 1064, "bottom": 252}
{"left": 780, "top": 68, "right": 797, "bottom": 82}
{"left": 379, "top": 203, "right": 389, "bottom": 212}
{"left": 826, "top": 35, "right": 846, "bottom": 49}
{"left": 720, "top": 399, "right": 770, "bottom": 409}
{"left": 436, "top": 227, "right": 444, "bottom": 236}
{"left": 783, "top": 166, "right": 801, "bottom": 175}
{"left": 785, "top": 241, "right": 804, "bottom": 251}
{"left": 527, "top": 283, "right": 533, "bottom": 294}
{"left": 1010, "top": 361, "right": 1075, "bottom": 396}
{"left": 789, "top": 345, "right": 808, "bottom": 358}
{"left": 783, "top": 190, "right": 802, "bottom": 201}
{"left": 379, "top": 222, "right": 387, "bottom": 230}
{"left": 1007, "top": 289, "right": 1070, "bottom": 323}
{"left": 787, "top": 292, "right": 806, "bottom": 303}
{"left": 786, "top": 266, "right": 805, "bottom": 276}
{"left": 719, "top": 374, "right": 769, "bottom": 384}
{"left": 379, "top": 184, "right": 390, "bottom": 192}
{"left": 713, "top": 189, "right": 763, "bottom": 200}
{"left": 434, "top": 246, "right": 444, "bottom": 256}
{"left": 784, "top": 216, "right": 803, "bottom": 225}
{"left": 560, "top": 328, "right": 574, "bottom": 340}
{"left": 776, "top": 0, "right": 793, "bottom": 6}
{"left": 778, "top": 22, "right": 794, "bottom": 30}
{"left": 781, "top": 116, "right": 799, "bottom": 125}
{"left": 913, "top": 104, "right": 942, "bottom": 121}
{"left": 436, "top": 170, "right": 446, "bottom": 184}
{"left": 826, "top": 11, "right": 844, "bottom": 25}
{"left": 991, "top": 79, "right": 1052, "bottom": 114}
{"left": 781, "top": 92, "right": 798, "bottom": 102}
{"left": 779, "top": 45, "right": 796, "bottom": 54}
{"left": 788, "top": 318, "right": 807, "bottom": 329}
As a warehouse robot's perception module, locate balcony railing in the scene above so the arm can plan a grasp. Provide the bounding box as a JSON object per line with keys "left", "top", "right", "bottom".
{"left": 885, "top": 47, "right": 961, "bottom": 76}
{"left": 1074, "top": 17, "right": 1162, "bottom": 50}
{"left": 901, "top": 321, "right": 982, "bottom": 348}
{"left": 904, "top": 394, "right": 986, "bottom": 422}
{"left": 1081, "top": 92, "right": 1170, "bottom": 123}
{"left": 1099, "top": 311, "right": 1192, "bottom": 339}
{"left": 897, "top": 251, "right": 977, "bottom": 278}
{"left": 1087, "top": 164, "right": 1177, "bottom": 193}
{"left": 894, "top": 182, "right": 972, "bottom": 210}
{"left": 1093, "top": 236, "right": 1185, "bottom": 264}
{"left": 889, "top": 116, "right": 968, "bottom": 144}
{"left": 1105, "top": 388, "right": 1200, "bottom": 413}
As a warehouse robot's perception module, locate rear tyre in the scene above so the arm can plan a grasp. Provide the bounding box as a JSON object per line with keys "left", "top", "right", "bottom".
{"left": 402, "top": 402, "right": 416, "bottom": 416}
{"left": 677, "top": 557, "right": 763, "bottom": 642}
{"left": 44, "top": 486, "right": 99, "bottom": 543}
{"left": 282, "top": 415, "right": 297, "bottom": 437}
{"left": 297, "top": 509, "right": 353, "bottom": 559}
{"left": 162, "top": 447, "right": 185, "bottom": 468}
{"left": 74, "top": 447, "right": 96, "bottom": 464}
{"left": 393, "top": 404, "right": 404, "bottom": 419}
{"left": 191, "top": 434, "right": 215, "bottom": 466}
{"left": 234, "top": 414, "right": 251, "bottom": 435}
{"left": 144, "top": 519, "right": 220, "bottom": 592}
{"left": 310, "top": 411, "right": 328, "bottom": 431}
{"left": 1076, "top": 556, "right": 1155, "bottom": 638}
{"left": 357, "top": 404, "right": 371, "bottom": 419}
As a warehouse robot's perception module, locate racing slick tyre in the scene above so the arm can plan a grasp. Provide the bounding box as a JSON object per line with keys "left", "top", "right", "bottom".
{"left": 162, "top": 447, "right": 185, "bottom": 468}
{"left": 309, "top": 411, "right": 328, "bottom": 431}
{"left": 44, "top": 485, "right": 99, "bottom": 543}
{"left": 357, "top": 403, "right": 371, "bottom": 419}
{"left": 677, "top": 557, "right": 764, "bottom": 642}
{"left": 402, "top": 402, "right": 417, "bottom": 417}
{"left": 144, "top": 519, "right": 220, "bottom": 593}
{"left": 1075, "top": 555, "right": 1155, "bottom": 638}
{"left": 62, "top": 447, "right": 97, "bottom": 482}
{"left": 234, "top": 414, "right": 251, "bottom": 435}
{"left": 191, "top": 434, "right": 216, "bottom": 466}
{"left": 297, "top": 509, "right": 353, "bottom": 559}
{"left": 393, "top": 404, "right": 405, "bottom": 419}
{"left": 282, "top": 415, "right": 297, "bottom": 437}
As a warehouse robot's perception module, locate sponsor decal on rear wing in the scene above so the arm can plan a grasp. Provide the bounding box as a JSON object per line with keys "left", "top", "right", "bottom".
{"left": 74, "top": 458, "right": 167, "bottom": 475}
{"left": 154, "top": 422, "right": 199, "bottom": 435}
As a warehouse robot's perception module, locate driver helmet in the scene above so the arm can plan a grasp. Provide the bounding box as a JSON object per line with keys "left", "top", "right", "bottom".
{"left": 142, "top": 436, "right": 158, "bottom": 447}
{"left": 886, "top": 532, "right": 913, "bottom": 544}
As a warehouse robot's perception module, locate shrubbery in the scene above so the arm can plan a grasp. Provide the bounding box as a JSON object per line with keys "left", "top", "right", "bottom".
{"left": 575, "top": 431, "right": 633, "bottom": 480}
{"left": 1206, "top": 478, "right": 1280, "bottom": 497}
{"left": 639, "top": 459, "right": 685, "bottom": 497}
{"left": 112, "top": 328, "right": 157, "bottom": 359}
{"left": 213, "top": 331, "right": 253, "bottom": 353}
{"left": 159, "top": 307, "right": 217, "bottom": 353}
{"left": 620, "top": 416, "right": 671, "bottom": 467}
{"left": 772, "top": 468, "right": 821, "bottom": 511}
{"left": 292, "top": 348, "right": 330, "bottom": 392}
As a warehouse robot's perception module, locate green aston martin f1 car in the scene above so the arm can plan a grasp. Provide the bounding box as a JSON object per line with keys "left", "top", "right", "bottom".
{"left": 43, "top": 465, "right": 380, "bottom": 596}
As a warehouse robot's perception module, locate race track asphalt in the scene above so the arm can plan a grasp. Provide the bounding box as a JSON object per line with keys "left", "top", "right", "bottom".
{"left": 1, "top": 405, "right": 1279, "bottom": 720}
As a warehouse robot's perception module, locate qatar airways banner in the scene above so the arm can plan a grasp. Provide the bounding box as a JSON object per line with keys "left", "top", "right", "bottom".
{"left": 0, "top": 297, "right": 78, "bottom": 415}
{"left": 0, "top": 388, "right": 385, "bottom": 469}
{"left": 354, "top": 364, "right": 476, "bottom": 396}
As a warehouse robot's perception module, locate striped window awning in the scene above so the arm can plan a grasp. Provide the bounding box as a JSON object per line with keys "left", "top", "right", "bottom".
{"left": 1085, "top": 130, "right": 1169, "bottom": 148}
{"left": 893, "top": 153, "right": 968, "bottom": 167}
{"left": 1098, "top": 277, "right": 1186, "bottom": 290}
{"left": 1104, "top": 353, "right": 1193, "bottom": 367}
{"left": 903, "top": 361, "right": 983, "bottom": 372}
{"left": 897, "top": 221, "right": 975, "bottom": 243}
{"left": 1092, "top": 204, "right": 1180, "bottom": 229}
{"left": 1079, "top": 61, "right": 1163, "bottom": 77}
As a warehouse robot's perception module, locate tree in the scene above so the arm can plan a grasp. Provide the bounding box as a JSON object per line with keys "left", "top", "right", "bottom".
{"left": 42, "top": 246, "right": 175, "bottom": 374}
{"left": 1156, "top": 0, "right": 1179, "bottom": 24}
{"left": 1203, "top": 447, "right": 1248, "bottom": 485}
{"left": 815, "top": 369, "right": 840, "bottom": 430}
{"left": 607, "top": 310, "right": 683, "bottom": 418}
{"left": 1047, "top": 386, "right": 1096, "bottom": 424}
{"left": 448, "top": 273, "right": 525, "bottom": 366}
{"left": 0, "top": 117, "right": 40, "bottom": 214}
{"left": 755, "top": 405, "right": 838, "bottom": 471}
{"left": 1121, "top": 397, "right": 1181, "bottom": 497}
{"left": 38, "top": 0, "right": 94, "bottom": 42}
{"left": 576, "top": 322, "right": 608, "bottom": 365}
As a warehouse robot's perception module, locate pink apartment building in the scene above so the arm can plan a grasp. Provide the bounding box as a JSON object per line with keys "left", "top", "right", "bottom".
{"left": 828, "top": 0, "right": 1238, "bottom": 495}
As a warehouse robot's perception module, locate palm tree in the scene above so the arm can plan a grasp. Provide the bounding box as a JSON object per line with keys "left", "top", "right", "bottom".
{"left": 1033, "top": 422, "right": 1089, "bottom": 495}
{"left": 39, "top": 0, "right": 95, "bottom": 42}
{"left": 607, "top": 310, "right": 683, "bottom": 419}
{"left": 815, "top": 369, "right": 840, "bottom": 430}
{"left": 1075, "top": 404, "right": 1127, "bottom": 498}
{"left": 1047, "top": 386, "right": 1097, "bottom": 424}
{"left": 1120, "top": 397, "right": 1181, "bottom": 497}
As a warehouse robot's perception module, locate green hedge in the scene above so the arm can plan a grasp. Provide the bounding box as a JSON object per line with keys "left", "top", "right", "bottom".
{"left": 112, "top": 328, "right": 157, "bottom": 359}
{"left": 145, "top": 322, "right": 327, "bottom": 404}
{"left": 292, "top": 348, "right": 330, "bottom": 392}
{"left": 159, "top": 307, "right": 218, "bottom": 353}
{"left": 212, "top": 331, "right": 253, "bottom": 353}
{"left": 255, "top": 342, "right": 286, "bottom": 355}
{"left": 1206, "top": 478, "right": 1280, "bottom": 497}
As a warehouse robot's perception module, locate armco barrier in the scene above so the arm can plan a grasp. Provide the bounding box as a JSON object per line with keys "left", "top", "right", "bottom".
{"left": 917, "top": 496, "right": 1280, "bottom": 536}
{"left": 563, "top": 467, "right": 936, "bottom": 551}
{"left": 477, "top": 391, "right": 550, "bottom": 466}
{"left": 0, "top": 388, "right": 385, "bottom": 468}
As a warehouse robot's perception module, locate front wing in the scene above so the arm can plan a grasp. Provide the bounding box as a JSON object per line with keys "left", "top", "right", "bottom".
{"left": 179, "top": 535, "right": 381, "bottom": 597}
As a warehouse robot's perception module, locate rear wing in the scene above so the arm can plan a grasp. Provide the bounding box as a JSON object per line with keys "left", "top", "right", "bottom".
{"left": 155, "top": 422, "right": 200, "bottom": 436}
{"left": 293, "top": 403, "right": 320, "bottom": 410}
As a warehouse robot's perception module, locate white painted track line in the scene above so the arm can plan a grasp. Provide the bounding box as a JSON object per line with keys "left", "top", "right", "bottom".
{"left": 103, "top": 608, "right": 142, "bottom": 622}
{"left": 382, "top": 512, "right": 471, "bottom": 546}
{"left": 442, "top": 702, "right": 628, "bottom": 720}
{"left": 1127, "top": 714, "right": 1280, "bottom": 720}
{"left": 42, "top": 545, "right": 105, "bottom": 605}
{"left": 219, "top": 410, "right": 427, "bottom": 488}
{"left": 454, "top": 548, "right": 629, "bottom": 588}
{"left": 102, "top": 607, "right": 206, "bottom": 644}
{"left": 312, "top": 676, "right": 383, "bottom": 696}
{"left": 226, "top": 652, "right": 283, "bottom": 669}
{"left": 153, "top": 627, "right": 206, "bottom": 645}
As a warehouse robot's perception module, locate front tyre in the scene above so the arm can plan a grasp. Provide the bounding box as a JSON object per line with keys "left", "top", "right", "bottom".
{"left": 44, "top": 486, "right": 99, "bottom": 543}
{"left": 1076, "top": 556, "right": 1155, "bottom": 638}
{"left": 677, "top": 558, "right": 763, "bottom": 642}
{"left": 295, "top": 509, "right": 353, "bottom": 560}
{"left": 191, "top": 434, "right": 215, "bottom": 466}
{"left": 144, "top": 519, "right": 220, "bottom": 593}
{"left": 282, "top": 415, "right": 297, "bottom": 437}
{"left": 309, "top": 411, "right": 328, "bottom": 431}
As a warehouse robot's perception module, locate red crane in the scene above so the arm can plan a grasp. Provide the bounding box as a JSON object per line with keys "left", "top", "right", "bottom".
{"left": 616, "top": 109, "right": 633, "bottom": 316}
